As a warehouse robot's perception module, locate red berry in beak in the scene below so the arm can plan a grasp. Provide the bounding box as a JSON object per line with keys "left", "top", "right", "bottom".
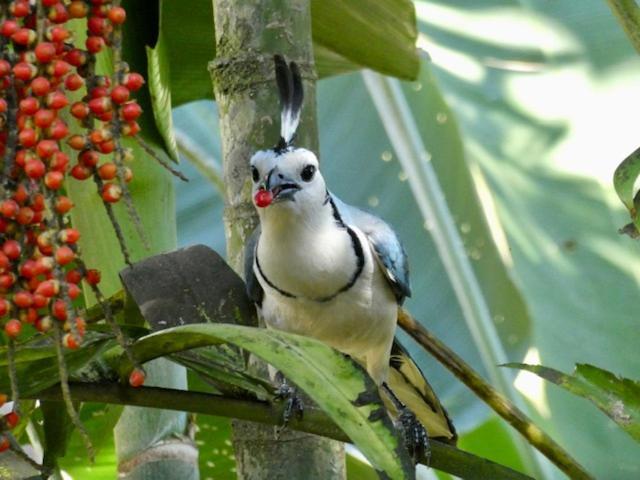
{"left": 254, "top": 189, "right": 273, "bottom": 208}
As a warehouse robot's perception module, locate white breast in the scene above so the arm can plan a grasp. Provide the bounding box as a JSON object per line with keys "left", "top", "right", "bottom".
{"left": 255, "top": 226, "right": 398, "bottom": 384}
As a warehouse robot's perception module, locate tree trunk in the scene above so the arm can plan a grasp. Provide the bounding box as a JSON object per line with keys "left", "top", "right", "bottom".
{"left": 209, "top": 1, "right": 346, "bottom": 478}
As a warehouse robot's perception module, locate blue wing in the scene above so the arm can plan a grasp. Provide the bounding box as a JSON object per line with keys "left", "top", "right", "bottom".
{"left": 244, "top": 226, "right": 264, "bottom": 306}
{"left": 331, "top": 194, "right": 411, "bottom": 304}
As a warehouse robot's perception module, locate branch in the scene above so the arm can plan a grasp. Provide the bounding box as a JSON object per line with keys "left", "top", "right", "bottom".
{"left": 397, "top": 308, "right": 594, "bottom": 480}
{"left": 605, "top": 0, "right": 640, "bottom": 55}
{"left": 28, "top": 382, "right": 532, "bottom": 480}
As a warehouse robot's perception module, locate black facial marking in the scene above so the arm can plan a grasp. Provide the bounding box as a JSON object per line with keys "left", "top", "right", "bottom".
{"left": 251, "top": 166, "right": 260, "bottom": 183}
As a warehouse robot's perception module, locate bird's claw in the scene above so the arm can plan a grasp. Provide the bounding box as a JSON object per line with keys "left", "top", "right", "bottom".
{"left": 274, "top": 382, "right": 304, "bottom": 436}
{"left": 398, "top": 407, "right": 430, "bottom": 464}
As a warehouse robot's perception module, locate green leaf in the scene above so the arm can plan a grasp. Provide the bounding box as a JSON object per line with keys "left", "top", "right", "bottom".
{"left": 126, "top": 324, "right": 413, "bottom": 479}
{"left": 41, "top": 400, "right": 74, "bottom": 472}
{"left": 613, "top": 146, "right": 640, "bottom": 214}
{"left": 311, "top": 0, "right": 419, "bottom": 80}
{"left": 0, "top": 336, "right": 115, "bottom": 396}
{"left": 505, "top": 363, "right": 640, "bottom": 443}
{"left": 159, "top": 0, "right": 418, "bottom": 107}
{"left": 159, "top": 0, "right": 215, "bottom": 107}
{"left": 146, "top": 37, "right": 179, "bottom": 161}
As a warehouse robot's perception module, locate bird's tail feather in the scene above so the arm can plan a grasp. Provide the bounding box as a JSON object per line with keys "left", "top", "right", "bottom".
{"left": 382, "top": 340, "right": 457, "bottom": 444}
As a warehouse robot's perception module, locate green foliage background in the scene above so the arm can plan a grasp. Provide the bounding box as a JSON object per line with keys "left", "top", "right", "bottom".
{"left": 172, "top": 1, "right": 640, "bottom": 478}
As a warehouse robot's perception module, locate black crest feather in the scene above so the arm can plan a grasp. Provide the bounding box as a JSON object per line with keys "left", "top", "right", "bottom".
{"left": 273, "top": 54, "right": 304, "bottom": 152}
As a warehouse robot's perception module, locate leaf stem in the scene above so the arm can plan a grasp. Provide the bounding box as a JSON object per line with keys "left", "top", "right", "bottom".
{"left": 605, "top": 0, "right": 640, "bottom": 55}
{"left": 397, "top": 308, "right": 594, "bottom": 480}
{"left": 29, "top": 382, "right": 532, "bottom": 480}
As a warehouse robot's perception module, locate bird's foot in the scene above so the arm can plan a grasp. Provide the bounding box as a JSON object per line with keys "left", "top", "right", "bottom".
{"left": 398, "top": 407, "right": 430, "bottom": 465}
{"left": 274, "top": 381, "right": 304, "bottom": 436}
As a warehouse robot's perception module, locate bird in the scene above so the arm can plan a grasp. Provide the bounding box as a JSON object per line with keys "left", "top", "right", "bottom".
{"left": 244, "top": 55, "right": 456, "bottom": 457}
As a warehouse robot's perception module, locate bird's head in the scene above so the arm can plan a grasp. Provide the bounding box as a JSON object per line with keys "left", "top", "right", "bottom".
{"left": 249, "top": 55, "right": 327, "bottom": 217}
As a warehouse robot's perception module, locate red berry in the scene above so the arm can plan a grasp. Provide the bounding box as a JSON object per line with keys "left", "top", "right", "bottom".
{"left": 70, "top": 105, "right": 90, "bottom": 125}
{"left": 88, "top": 16, "right": 106, "bottom": 34}
{"left": 79, "top": 150, "right": 99, "bottom": 167}
{"left": 0, "top": 436, "right": 9, "bottom": 453}
{"left": 48, "top": 60, "right": 71, "bottom": 77}
{"left": 67, "top": 135, "right": 87, "bottom": 150}
{"left": 0, "top": 274, "right": 16, "bottom": 289}
{"left": 15, "top": 207, "right": 34, "bottom": 225}
{"left": 13, "top": 62, "right": 36, "bottom": 81}
{"left": 11, "top": 28, "right": 35, "bottom": 46}
{"left": 86, "top": 35, "right": 104, "bottom": 54}
{"left": 89, "top": 128, "right": 111, "bottom": 144}
{"left": 46, "top": 90, "right": 68, "bottom": 109}
{"left": 46, "top": 25, "right": 69, "bottom": 42}
{"left": 55, "top": 246, "right": 75, "bottom": 266}
{"left": 4, "top": 319, "right": 21, "bottom": 338}
{"left": 18, "top": 128, "right": 37, "bottom": 147}
{"left": 13, "top": 291, "right": 33, "bottom": 308}
{"left": 48, "top": 3, "right": 69, "bottom": 23}
{"left": 0, "top": 200, "right": 19, "bottom": 219}
{"left": 98, "top": 162, "right": 117, "bottom": 180}
{"left": 0, "top": 299, "right": 9, "bottom": 317}
{"left": 88, "top": 96, "right": 112, "bottom": 114}
{"left": 59, "top": 228, "right": 80, "bottom": 244}
{"left": 62, "top": 333, "right": 80, "bottom": 349}
{"left": 101, "top": 183, "right": 122, "bottom": 203}
{"left": 2, "top": 240, "right": 22, "bottom": 260}
{"left": 0, "top": 60, "right": 11, "bottom": 77}
{"left": 65, "top": 49, "right": 87, "bottom": 67}
{"left": 111, "top": 85, "right": 130, "bottom": 104}
{"left": 31, "top": 77, "right": 51, "bottom": 96}
{"left": 85, "top": 269, "right": 101, "bottom": 285}
{"left": 11, "top": 1, "right": 30, "bottom": 17}
{"left": 35, "top": 42, "right": 56, "bottom": 63}
{"left": 47, "top": 119, "right": 69, "bottom": 140}
{"left": 70, "top": 164, "right": 92, "bottom": 180}
{"left": 121, "top": 121, "right": 140, "bottom": 137}
{"left": 66, "top": 269, "right": 83, "bottom": 284}
{"left": 4, "top": 411, "right": 19, "bottom": 429}
{"left": 55, "top": 196, "right": 74, "bottom": 214}
{"left": 108, "top": 6, "right": 126, "bottom": 24}
{"left": 65, "top": 73, "right": 84, "bottom": 91}
{"left": 36, "top": 139, "right": 58, "bottom": 158}
{"left": 124, "top": 73, "right": 145, "bottom": 91}
{"left": 254, "top": 189, "right": 273, "bottom": 208}
{"left": 19, "top": 97, "right": 39, "bottom": 115}
{"left": 1, "top": 20, "right": 19, "bottom": 38}
{"left": 34, "top": 109, "right": 55, "bottom": 128}
{"left": 50, "top": 151, "right": 69, "bottom": 171}
{"left": 24, "top": 159, "right": 46, "bottom": 179}
{"left": 129, "top": 368, "right": 146, "bottom": 387}
{"left": 121, "top": 102, "right": 142, "bottom": 121}
{"left": 44, "top": 171, "right": 64, "bottom": 190}
{"left": 36, "top": 279, "right": 59, "bottom": 297}
{"left": 52, "top": 299, "right": 67, "bottom": 320}
{"left": 68, "top": 1, "right": 88, "bottom": 18}
{"left": 97, "top": 139, "right": 115, "bottom": 154}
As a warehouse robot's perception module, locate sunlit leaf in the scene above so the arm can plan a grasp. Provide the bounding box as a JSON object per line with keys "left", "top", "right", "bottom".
{"left": 506, "top": 363, "right": 640, "bottom": 443}
{"left": 125, "top": 324, "right": 414, "bottom": 479}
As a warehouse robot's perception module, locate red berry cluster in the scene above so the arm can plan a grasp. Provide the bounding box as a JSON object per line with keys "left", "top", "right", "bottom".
{"left": 0, "top": 0, "right": 147, "bottom": 446}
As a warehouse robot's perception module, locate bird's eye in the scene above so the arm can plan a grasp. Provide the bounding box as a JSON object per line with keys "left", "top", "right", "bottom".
{"left": 251, "top": 166, "right": 260, "bottom": 183}
{"left": 301, "top": 165, "right": 316, "bottom": 182}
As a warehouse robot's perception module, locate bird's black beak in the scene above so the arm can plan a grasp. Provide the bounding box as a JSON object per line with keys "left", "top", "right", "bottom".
{"left": 265, "top": 168, "right": 300, "bottom": 202}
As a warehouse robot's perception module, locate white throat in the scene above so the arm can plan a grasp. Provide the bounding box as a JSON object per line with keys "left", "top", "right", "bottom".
{"left": 256, "top": 200, "right": 360, "bottom": 300}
